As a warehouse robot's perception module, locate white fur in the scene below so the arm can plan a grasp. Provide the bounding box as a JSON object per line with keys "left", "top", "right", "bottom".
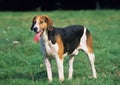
{"left": 40, "top": 31, "right": 58, "bottom": 56}
{"left": 68, "top": 56, "right": 74, "bottom": 79}
{"left": 88, "top": 53, "right": 97, "bottom": 78}
{"left": 80, "top": 27, "right": 88, "bottom": 51}
{"left": 55, "top": 54, "right": 64, "bottom": 81}
{"left": 44, "top": 57, "right": 52, "bottom": 82}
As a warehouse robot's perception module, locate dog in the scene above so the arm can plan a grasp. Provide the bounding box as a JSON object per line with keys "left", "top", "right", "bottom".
{"left": 31, "top": 15, "right": 97, "bottom": 82}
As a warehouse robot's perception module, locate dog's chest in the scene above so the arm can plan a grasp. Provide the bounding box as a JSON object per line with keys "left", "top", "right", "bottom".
{"left": 40, "top": 38, "right": 59, "bottom": 56}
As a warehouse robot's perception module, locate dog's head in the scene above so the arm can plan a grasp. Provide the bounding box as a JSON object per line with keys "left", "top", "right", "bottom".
{"left": 31, "top": 15, "right": 53, "bottom": 33}
{"left": 31, "top": 15, "right": 53, "bottom": 42}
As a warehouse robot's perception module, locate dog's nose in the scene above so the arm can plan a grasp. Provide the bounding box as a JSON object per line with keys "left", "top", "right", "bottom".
{"left": 33, "top": 27, "right": 38, "bottom": 32}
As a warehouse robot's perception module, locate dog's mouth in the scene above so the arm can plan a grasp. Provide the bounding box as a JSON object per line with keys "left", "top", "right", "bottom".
{"left": 34, "top": 31, "right": 43, "bottom": 43}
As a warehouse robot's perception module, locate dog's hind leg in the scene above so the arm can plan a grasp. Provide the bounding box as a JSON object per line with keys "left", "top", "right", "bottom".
{"left": 80, "top": 27, "right": 97, "bottom": 78}
{"left": 81, "top": 45, "right": 97, "bottom": 78}
{"left": 87, "top": 52, "right": 97, "bottom": 78}
{"left": 86, "top": 29, "right": 97, "bottom": 78}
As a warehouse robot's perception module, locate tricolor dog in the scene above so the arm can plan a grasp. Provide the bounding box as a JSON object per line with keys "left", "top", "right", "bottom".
{"left": 31, "top": 15, "right": 97, "bottom": 82}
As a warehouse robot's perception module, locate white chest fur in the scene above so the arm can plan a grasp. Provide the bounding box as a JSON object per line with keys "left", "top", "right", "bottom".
{"left": 40, "top": 30, "right": 59, "bottom": 57}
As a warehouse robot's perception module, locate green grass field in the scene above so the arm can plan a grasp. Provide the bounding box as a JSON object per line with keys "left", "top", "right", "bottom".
{"left": 0, "top": 10, "right": 120, "bottom": 85}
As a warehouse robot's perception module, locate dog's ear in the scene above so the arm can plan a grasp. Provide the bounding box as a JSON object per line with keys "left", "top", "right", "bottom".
{"left": 44, "top": 16, "right": 53, "bottom": 31}
{"left": 32, "top": 16, "right": 37, "bottom": 23}
{"left": 31, "top": 16, "right": 37, "bottom": 31}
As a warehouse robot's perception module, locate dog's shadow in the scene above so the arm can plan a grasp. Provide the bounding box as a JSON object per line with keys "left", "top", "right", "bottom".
{"left": 34, "top": 70, "right": 47, "bottom": 81}
{"left": 0, "top": 70, "right": 47, "bottom": 81}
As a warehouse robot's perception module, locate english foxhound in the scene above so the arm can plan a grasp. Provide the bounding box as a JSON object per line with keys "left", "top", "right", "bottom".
{"left": 31, "top": 15, "right": 97, "bottom": 82}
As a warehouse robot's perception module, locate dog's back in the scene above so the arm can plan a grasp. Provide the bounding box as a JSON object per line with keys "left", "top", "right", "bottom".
{"left": 48, "top": 25, "right": 90, "bottom": 55}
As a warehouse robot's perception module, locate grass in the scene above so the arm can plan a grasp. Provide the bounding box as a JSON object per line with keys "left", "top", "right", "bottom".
{"left": 0, "top": 10, "right": 120, "bottom": 85}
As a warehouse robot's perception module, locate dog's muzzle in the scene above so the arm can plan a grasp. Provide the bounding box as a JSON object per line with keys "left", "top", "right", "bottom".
{"left": 31, "top": 26, "right": 38, "bottom": 33}
{"left": 33, "top": 27, "right": 38, "bottom": 32}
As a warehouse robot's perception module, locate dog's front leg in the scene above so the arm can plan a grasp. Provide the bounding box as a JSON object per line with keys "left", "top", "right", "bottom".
{"left": 55, "top": 56, "right": 64, "bottom": 81}
{"left": 44, "top": 57, "right": 52, "bottom": 82}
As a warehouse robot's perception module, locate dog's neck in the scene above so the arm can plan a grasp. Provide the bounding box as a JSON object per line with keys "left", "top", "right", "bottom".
{"left": 42, "top": 27, "right": 54, "bottom": 41}
{"left": 42, "top": 29, "right": 49, "bottom": 42}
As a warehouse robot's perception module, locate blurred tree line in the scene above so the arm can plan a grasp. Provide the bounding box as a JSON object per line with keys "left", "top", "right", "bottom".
{"left": 0, "top": 0, "right": 119, "bottom": 11}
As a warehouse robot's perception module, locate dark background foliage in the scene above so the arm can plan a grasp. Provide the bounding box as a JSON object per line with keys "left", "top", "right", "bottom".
{"left": 0, "top": 0, "right": 120, "bottom": 11}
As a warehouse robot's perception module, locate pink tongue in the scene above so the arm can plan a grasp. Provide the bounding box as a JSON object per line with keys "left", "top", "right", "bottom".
{"left": 34, "top": 32, "right": 42, "bottom": 43}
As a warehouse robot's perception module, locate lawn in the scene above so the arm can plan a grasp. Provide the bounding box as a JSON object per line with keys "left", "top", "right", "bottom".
{"left": 0, "top": 10, "right": 120, "bottom": 85}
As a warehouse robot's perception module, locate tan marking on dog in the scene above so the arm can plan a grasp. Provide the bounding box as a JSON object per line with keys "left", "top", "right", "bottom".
{"left": 86, "top": 31, "right": 93, "bottom": 53}
{"left": 55, "top": 35, "right": 64, "bottom": 60}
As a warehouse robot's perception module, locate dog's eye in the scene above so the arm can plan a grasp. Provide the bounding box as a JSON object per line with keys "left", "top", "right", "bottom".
{"left": 33, "top": 20, "right": 36, "bottom": 24}
{"left": 40, "top": 21, "right": 44, "bottom": 24}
